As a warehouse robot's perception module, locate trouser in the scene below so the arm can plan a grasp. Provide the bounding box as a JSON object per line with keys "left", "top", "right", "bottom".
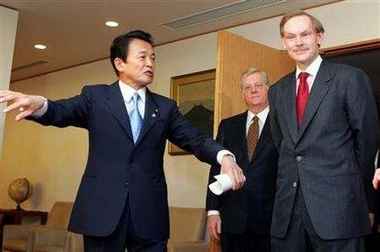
{"left": 271, "top": 187, "right": 365, "bottom": 252}
{"left": 83, "top": 199, "right": 167, "bottom": 252}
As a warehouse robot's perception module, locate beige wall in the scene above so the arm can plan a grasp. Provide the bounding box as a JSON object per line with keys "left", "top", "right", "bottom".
{"left": 2, "top": 0, "right": 379, "bottom": 211}
{"left": 228, "top": 0, "right": 380, "bottom": 49}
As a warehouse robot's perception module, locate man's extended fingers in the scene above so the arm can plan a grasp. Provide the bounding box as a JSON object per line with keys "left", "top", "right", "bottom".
{"left": 373, "top": 176, "right": 379, "bottom": 190}
{"left": 15, "top": 110, "right": 33, "bottom": 121}
{"left": 3, "top": 100, "right": 23, "bottom": 113}
{"left": 0, "top": 90, "right": 18, "bottom": 101}
{"left": 373, "top": 170, "right": 380, "bottom": 190}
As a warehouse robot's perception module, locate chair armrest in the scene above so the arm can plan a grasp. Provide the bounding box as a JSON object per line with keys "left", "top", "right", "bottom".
{"left": 167, "top": 241, "right": 209, "bottom": 252}
{"left": 30, "top": 228, "right": 69, "bottom": 248}
{"left": 2, "top": 224, "right": 42, "bottom": 240}
{"left": 64, "top": 232, "right": 84, "bottom": 252}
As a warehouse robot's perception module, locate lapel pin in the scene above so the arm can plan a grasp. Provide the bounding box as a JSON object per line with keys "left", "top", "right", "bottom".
{"left": 152, "top": 109, "right": 159, "bottom": 117}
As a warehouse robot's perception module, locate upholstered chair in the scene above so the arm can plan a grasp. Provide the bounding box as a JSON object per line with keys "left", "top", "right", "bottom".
{"left": 2, "top": 201, "right": 81, "bottom": 252}
{"left": 167, "top": 206, "right": 209, "bottom": 252}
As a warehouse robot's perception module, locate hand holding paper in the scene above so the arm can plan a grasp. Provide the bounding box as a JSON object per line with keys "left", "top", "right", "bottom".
{"left": 219, "top": 155, "right": 246, "bottom": 191}
{"left": 209, "top": 174, "right": 233, "bottom": 195}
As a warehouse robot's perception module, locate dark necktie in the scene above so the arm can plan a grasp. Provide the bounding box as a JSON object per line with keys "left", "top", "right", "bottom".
{"left": 130, "top": 92, "right": 143, "bottom": 143}
{"left": 296, "top": 72, "right": 309, "bottom": 126}
{"left": 247, "top": 116, "right": 259, "bottom": 159}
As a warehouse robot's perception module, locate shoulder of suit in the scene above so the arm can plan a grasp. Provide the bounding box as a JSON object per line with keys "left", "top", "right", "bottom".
{"left": 269, "top": 71, "right": 294, "bottom": 92}
{"left": 83, "top": 84, "right": 110, "bottom": 89}
{"left": 221, "top": 112, "right": 246, "bottom": 123}
{"left": 81, "top": 84, "right": 111, "bottom": 93}
{"left": 322, "top": 60, "right": 365, "bottom": 75}
{"left": 144, "top": 89, "right": 177, "bottom": 109}
{"left": 147, "top": 90, "right": 173, "bottom": 102}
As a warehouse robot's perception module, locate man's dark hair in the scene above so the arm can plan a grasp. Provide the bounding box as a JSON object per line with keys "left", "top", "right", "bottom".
{"left": 110, "top": 30, "right": 154, "bottom": 76}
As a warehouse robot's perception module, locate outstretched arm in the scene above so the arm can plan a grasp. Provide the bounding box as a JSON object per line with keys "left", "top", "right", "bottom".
{"left": 0, "top": 90, "right": 45, "bottom": 121}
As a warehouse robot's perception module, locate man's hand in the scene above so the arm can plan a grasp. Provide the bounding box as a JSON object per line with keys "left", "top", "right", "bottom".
{"left": 0, "top": 90, "right": 45, "bottom": 121}
{"left": 220, "top": 155, "right": 246, "bottom": 190}
{"left": 207, "top": 214, "right": 221, "bottom": 240}
{"left": 373, "top": 169, "right": 380, "bottom": 190}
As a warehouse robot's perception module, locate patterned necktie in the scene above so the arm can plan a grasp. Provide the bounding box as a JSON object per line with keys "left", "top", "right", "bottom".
{"left": 130, "top": 92, "right": 143, "bottom": 143}
{"left": 247, "top": 116, "right": 259, "bottom": 159}
{"left": 296, "top": 72, "right": 309, "bottom": 126}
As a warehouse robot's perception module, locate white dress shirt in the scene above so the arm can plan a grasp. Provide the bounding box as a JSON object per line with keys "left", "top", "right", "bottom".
{"left": 295, "top": 55, "right": 322, "bottom": 94}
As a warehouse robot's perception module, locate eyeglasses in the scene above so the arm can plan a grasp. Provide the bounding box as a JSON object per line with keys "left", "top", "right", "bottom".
{"left": 283, "top": 31, "right": 313, "bottom": 44}
{"left": 242, "top": 84, "right": 265, "bottom": 92}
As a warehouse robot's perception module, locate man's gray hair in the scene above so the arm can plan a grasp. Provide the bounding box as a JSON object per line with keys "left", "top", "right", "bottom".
{"left": 241, "top": 68, "right": 270, "bottom": 89}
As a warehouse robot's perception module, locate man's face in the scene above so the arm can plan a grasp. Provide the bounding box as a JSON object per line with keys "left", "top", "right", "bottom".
{"left": 242, "top": 72, "right": 269, "bottom": 112}
{"left": 281, "top": 15, "right": 324, "bottom": 70}
{"left": 115, "top": 38, "right": 156, "bottom": 89}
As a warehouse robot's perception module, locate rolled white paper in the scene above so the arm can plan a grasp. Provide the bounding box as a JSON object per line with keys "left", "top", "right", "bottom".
{"left": 208, "top": 174, "right": 233, "bottom": 195}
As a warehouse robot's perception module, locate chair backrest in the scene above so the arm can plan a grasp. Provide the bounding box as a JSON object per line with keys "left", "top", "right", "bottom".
{"left": 169, "top": 206, "right": 206, "bottom": 243}
{"left": 45, "top": 201, "right": 74, "bottom": 229}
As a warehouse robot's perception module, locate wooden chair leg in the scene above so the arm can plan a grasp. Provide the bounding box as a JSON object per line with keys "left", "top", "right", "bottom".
{"left": 209, "top": 236, "right": 221, "bottom": 252}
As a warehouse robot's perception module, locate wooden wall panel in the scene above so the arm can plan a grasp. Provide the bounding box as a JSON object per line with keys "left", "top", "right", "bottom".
{"left": 214, "top": 30, "right": 294, "bottom": 135}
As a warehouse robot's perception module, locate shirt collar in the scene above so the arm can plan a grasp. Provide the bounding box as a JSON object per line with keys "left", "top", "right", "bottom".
{"left": 118, "top": 80, "right": 146, "bottom": 103}
{"left": 247, "top": 105, "right": 269, "bottom": 123}
{"left": 296, "top": 55, "right": 322, "bottom": 78}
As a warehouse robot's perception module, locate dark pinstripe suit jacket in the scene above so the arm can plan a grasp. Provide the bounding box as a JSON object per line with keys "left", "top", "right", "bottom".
{"left": 206, "top": 111, "right": 278, "bottom": 234}
{"left": 268, "top": 60, "right": 378, "bottom": 239}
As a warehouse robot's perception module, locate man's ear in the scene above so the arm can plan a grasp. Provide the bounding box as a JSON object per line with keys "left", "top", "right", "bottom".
{"left": 114, "top": 58, "right": 125, "bottom": 72}
{"left": 317, "top": 32, "right": 324, "bottom": 47}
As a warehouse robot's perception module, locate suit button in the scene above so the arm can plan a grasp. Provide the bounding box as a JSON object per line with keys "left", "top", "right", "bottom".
{"left": 292, "top": 182, "right": 297, "bottom": 188}
{"left": 296, "top": 156, "right": 302, "bottom": 161}
{"left": 124, "top": 182, "right": 129, "bottom": 187}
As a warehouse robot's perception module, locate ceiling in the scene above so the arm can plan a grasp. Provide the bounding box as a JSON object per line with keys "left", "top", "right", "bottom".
{"left": 2, "top": 0, "right": 337, "bottom": 82}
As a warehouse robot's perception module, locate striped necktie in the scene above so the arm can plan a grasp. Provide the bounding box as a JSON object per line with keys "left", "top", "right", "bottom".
{"left": 130, "top": 92, "right": 143, "bottom": 143}
{"left": 247, "top": 116, "right": 259, "bottom": 159}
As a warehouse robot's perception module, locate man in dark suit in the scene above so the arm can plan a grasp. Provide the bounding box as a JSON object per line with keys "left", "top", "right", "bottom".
{"left": 268, "top": 11, "right": 378, "bottom": 252}
{"left": 206, "top": 68, "right": 278, "bottom": 252}
{"left": 0, "top": 30, "right": 246, "bottom": 252}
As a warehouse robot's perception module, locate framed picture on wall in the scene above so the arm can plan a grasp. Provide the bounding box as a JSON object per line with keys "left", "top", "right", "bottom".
{"left": 168, "top": 69, "right": 216, "bottom": 155}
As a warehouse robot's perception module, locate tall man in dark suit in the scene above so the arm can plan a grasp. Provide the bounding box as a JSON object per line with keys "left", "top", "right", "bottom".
{"left": 206, "top": 68, "right": 278, "bottom": 252}
{"left": 268, "top": 11, "right": 378, "bottom": 252}
{"left": 0, "top": 30, "right": 246, "bottom": 252}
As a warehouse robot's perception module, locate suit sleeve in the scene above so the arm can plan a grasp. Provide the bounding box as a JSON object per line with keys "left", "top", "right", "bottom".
{"left": 168, "top": 102, "right": 224, "bottom": 165}
{"left": 28, "top": 85, "right": 92, "bottom": 129}
{"left": 268, "top": 86, "right": 282, "bottom": 151}
{"left": 205, "top": 120, "right": 227, "bottom": 211}
{"left": 346, "top": 69, "right": 379, "bottom": 212}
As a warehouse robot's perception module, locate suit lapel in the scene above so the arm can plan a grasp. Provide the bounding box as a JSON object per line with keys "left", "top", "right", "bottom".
{"left": 297, "top": 61, "right": 332, "bottom": 140}
{"left": 241, "top": 110, "right": 271, "bottom": 163}
{"left": 233, "top": 112, "right": 250, "bottom": 161}
{"left": 252, "top": 119, "right": 271, "bottom": 160}
{"left": 282, "top": 73, "right": 299, "bottom": 144}
{"left": 135, "top": 89, "right": 159, "bottom": 145}
{"left": 105, "top": 82, "right": 134, "bottom": 142}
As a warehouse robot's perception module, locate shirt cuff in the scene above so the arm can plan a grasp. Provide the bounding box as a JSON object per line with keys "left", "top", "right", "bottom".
{"left": 207, "top": 210, "right": 220, "bottom": 216}
{"left": 32, "top": 96, "right": 48, "bottom": 118}
{"left": 216, "top": 150, "right": 236, "bottom": 165}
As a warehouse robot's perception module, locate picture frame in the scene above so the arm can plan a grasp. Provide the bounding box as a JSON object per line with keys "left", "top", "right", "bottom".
{"left": 168, "top": 69, "right": 216, "bottom": 155}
